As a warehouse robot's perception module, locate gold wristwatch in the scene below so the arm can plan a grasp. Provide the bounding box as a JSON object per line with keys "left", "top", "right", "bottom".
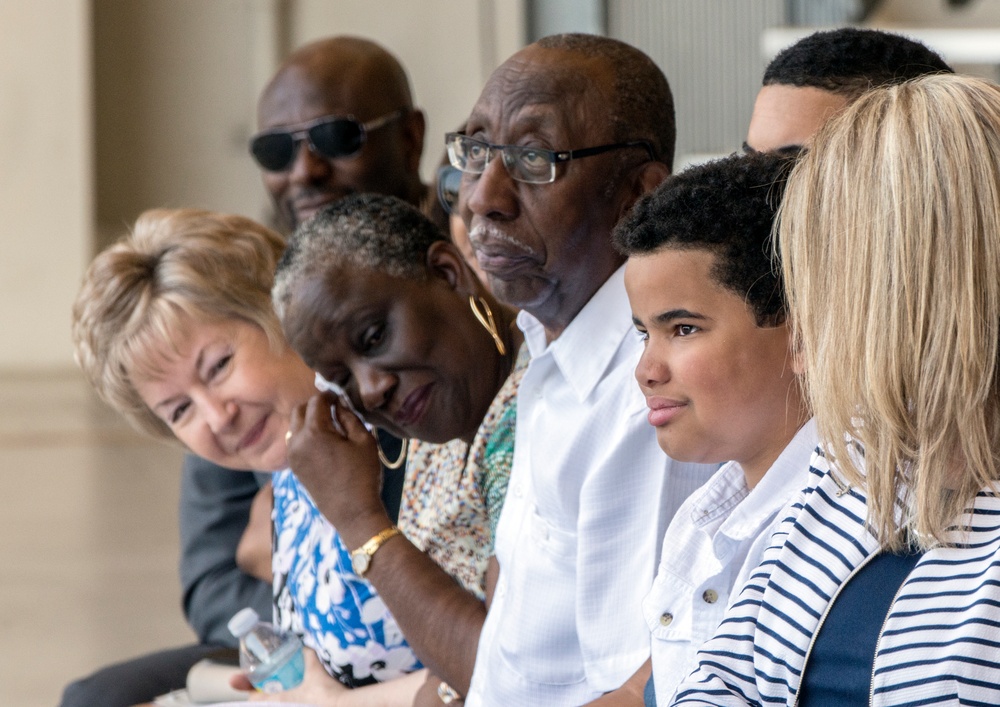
{"left": 350, "top": 526, "right": 402, "bottom": 576}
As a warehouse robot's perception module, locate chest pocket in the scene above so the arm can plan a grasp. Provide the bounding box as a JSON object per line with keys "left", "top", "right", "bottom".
{"left": 496, "top": 508, "right": 587, "bottom": 686}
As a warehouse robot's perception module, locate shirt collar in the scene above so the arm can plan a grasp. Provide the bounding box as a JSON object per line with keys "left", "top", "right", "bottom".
{"left": 517, "top": 265, "right": 635, "bottom": 402}
{"left": 692, "top": 417, "right": 818, "bottom": 542}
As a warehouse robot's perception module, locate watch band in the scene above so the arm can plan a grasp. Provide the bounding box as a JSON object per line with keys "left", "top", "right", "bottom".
{"left": 350, "top": 526, "right": 402, "bottom": 576}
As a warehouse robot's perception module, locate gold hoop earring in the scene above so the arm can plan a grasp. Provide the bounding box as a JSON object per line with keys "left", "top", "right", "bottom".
{"left": 376, "top": 434, "right": 408, "bottom": 470}
{"left": 469, "top": 295, "right": 506, "bottom": 356}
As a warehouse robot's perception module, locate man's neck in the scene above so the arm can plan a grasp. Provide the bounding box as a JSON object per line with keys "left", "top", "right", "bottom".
{"left": 536, "top": 260, "right": 623, "bottom": 344}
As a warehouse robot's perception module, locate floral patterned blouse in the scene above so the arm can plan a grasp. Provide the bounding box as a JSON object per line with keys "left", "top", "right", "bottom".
{"left": 399, "top": 344, "right": 528, "bottom": 599}
{"left": 270, "top": 470, "right": 420, "bottom": 686}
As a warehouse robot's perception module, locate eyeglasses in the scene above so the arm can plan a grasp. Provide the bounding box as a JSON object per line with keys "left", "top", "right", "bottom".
{"left": 445, "top": 132, "right": 655, "bottom": 185}
{"left": 436, "top": 164, "right": 462, "bottom": 214}
{"left": 250, "top": 109, "right": 406, "bottom": 172}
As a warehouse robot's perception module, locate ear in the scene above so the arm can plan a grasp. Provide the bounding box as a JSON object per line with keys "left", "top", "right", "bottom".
{"left": 636, "top": 160, "right": 671, "bottom": 196}
{"left": 425, "top": 240, "right": 479, "bottom": 296}
{"left": 618, "top": 160, "right": 671, "bottom": 221}
{"left": 401, "top": 108, "right": 426, "bottom": 175}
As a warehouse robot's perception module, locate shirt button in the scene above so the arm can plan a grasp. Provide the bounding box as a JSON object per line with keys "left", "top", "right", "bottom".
{"left": 659, "top": 613, "right": 673, "bottom": 626}
{"left": 703, "top": 589, "right": 718, "bottom": 604}
{"left": 513, "top": 484, "right": 524, "bottom": 499}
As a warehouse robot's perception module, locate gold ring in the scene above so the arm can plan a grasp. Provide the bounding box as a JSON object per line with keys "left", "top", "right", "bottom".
{"left": 285, "top": 430, "right": 293, "bottom": 446}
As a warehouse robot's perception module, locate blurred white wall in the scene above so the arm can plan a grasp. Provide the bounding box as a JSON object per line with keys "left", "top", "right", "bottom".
{"left": 0, "top": 1, "right": 92, "bottom": 372}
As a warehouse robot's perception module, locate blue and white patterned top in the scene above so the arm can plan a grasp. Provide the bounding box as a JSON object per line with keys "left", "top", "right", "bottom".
{"left": 270, "top": 469, "right": 421, "bottom": 687}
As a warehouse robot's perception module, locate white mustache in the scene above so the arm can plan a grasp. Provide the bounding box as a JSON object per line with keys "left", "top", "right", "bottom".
{"left": 468, "top": 224, "right": 538, "bottom": 257}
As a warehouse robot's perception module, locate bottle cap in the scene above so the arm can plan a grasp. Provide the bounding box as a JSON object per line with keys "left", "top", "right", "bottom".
{"left": 227, "top": 607, "right": 260, "bottom": 638}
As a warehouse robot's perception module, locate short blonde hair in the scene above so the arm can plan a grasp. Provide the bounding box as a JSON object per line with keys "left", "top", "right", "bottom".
{"left": 779, "top": 74, "right": 1000, "bottom": 549}
{"left": 72, "top": 209, "right": 286, "bottom": 439}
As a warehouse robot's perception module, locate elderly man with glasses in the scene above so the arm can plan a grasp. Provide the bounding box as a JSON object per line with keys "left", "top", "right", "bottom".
{"left": 291, "top": 33, "right": 715, "bottom": 706}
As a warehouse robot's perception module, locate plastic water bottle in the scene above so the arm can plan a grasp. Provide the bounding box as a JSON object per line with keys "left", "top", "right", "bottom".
{"left": 227, "top": 607, "right": 305, "bottom": 693}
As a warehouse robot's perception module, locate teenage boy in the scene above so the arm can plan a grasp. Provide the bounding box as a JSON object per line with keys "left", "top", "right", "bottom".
{"left": 744, "top": 27, "right": 952, "bottom": 154}
{"left": 589, "top": 150, "right": 816, "bottom": 706}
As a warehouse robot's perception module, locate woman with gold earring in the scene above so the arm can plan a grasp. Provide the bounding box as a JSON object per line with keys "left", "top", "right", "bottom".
{"left": 274, "top": 193, "right": 525, "bottom": 702}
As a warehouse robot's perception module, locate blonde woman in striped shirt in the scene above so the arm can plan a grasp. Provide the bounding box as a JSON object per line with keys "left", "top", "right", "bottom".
{"left": 673, "top": 73, "right": 1000, "bottom": 706}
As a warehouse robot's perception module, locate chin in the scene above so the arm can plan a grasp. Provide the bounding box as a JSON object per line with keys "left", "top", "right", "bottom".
{"left": 489, "top": 279, "right": 551, "bottom": 315}
{"left": 253, "top": 446, "right": 288, "bottom": 473}
{"left": 655, "top": 430, "right": 696, "bottom": 463}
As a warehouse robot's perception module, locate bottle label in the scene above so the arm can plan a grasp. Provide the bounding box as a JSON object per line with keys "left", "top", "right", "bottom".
{"left": 250, "top": 642, "right": 305, "bottom": 693}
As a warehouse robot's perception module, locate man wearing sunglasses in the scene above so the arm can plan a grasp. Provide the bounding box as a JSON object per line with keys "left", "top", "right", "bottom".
{"left": 253, "top": 35, "right": 430, "bottom": 231}
{"left": 291, "top": 33, "right": 715, "bottom": 706}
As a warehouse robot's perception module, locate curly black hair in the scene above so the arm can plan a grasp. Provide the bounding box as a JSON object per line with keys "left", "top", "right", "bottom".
{"left": 613, "top": 151, "right": 796, "bottom": 327}
{"left": 764, "top": 28, "right": 953, "bottom": 100}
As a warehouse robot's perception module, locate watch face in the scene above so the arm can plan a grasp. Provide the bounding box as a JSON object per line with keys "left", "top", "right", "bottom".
{"left": 351, "top": 551, "right": 370, "bottom": 576}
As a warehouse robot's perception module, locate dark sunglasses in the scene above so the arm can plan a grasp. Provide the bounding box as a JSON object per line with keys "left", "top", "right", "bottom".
{"left": 249, "top": 108, "right": 406, "bottom": 172}
{"left": 436, "top": 164, "right": 462, "bottom": 215}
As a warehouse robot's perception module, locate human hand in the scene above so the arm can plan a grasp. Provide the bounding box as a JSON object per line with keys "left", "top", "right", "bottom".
{"left": 229, "top": 648, "right": 349, "bottom": 704}
{"left": 287, "top": 392, "right": 391, "bottom": 548}
{"left": 414, "top": 674, "right": 465, "bottom": 706}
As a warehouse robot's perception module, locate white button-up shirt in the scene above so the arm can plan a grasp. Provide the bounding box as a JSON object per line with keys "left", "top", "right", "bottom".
{"left": 644, "top": 418, "right": 818, "bottom": 705}
{"left": 466, "top": 267, "right": 715, "bottom": 706}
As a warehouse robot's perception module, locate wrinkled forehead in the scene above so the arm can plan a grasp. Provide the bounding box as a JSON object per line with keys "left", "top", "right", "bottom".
{"left": 466, "top": 48, "right": 611, "bottom": 142}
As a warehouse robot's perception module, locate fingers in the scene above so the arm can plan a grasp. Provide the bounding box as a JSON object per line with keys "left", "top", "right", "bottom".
{"left": 330, "top": 396, "right": 373, "bottom": 441}
{"left": 291, "top": 392, "right": 344, "bottom": 442}
{"left": 288, "top": 400, "right": 306, "bottom": 435}
{"left": 288, "top": 391, "right": 369, "bottom": 449}
{"left": 229, "top": 672, "right": 254, "bottom": 692}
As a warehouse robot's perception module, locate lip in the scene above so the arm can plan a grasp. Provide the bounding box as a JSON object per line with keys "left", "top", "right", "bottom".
{"left": 393, "top": 383, "right": 433, "bottom": 429}
{"left": 236, "top": 414, "right": 270, "bottom": 453}
{"left": 645, "top": 396, "right": 686, "bottom": 427}
{"left": 473, "top": 247, "right": 539, "bottom": 278}
{"left": 292, "top": 192, "right": 347, "bottom": 222}
{"left": 469, "top": 225, "right": 540, "bottom": 278}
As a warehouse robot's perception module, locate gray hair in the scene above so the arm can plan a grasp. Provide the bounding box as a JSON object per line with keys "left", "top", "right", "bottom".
{"left": 272, "top": 194, "right": 447, "bottom": 320}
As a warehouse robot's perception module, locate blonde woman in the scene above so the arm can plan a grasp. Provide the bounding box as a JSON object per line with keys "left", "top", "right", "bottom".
{"left": 671, "top": 74, "right": 1000, "bottom": 706}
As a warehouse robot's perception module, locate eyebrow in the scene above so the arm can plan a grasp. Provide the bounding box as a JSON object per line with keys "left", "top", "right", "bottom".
{"left": 654, "top": 308, "right": 707, "bottom": 325}
{"left": 632, "top": 309, "right": 707, "bottom": 328}
{"left": 742, "top": 141, "right": 804, "bottom": 156}
{"left": 151, "top": 347, "right": 206, "bottom": 414}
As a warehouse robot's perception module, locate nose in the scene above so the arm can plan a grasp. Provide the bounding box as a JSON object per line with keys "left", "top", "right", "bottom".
{"left": 287, "top": 138, "right": 333, "bottom": 185}
{"left": 355, "top": 363, "right": 396, "bottom": 413}
{"left": 463, "top": 152, "right": 518, "bottom": 222}
{"left": 635, "top": 342, "right": 670, "bottom": 389}
{"left": 200, "top": 393, "right": 238, "bottom": 435}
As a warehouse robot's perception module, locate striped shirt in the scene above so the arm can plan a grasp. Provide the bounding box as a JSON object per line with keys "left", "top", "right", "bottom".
{"left": 671, "top": 450, "right": 1000, "bottom": 707}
